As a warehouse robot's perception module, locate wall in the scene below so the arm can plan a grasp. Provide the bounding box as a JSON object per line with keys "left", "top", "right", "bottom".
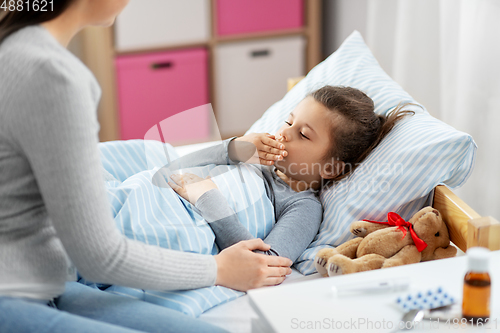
{"left": 67, "top": 33, "right": 83, "bottom": 59}
{"left": 322, "top": 0, "right": 368, "bottom": 58}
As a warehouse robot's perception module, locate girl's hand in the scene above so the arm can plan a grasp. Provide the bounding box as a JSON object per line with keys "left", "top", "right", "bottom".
{"left": 169, "top": 173, "right": 217, "bottom": 205}
{"left": 214, "top": 239, "right": 293, "bottom": 291}
{"left": 228, "top": 133, "right": 287, "bottom": 166}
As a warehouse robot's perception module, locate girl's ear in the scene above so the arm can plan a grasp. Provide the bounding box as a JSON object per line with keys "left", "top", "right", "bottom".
{"left": 321, "top": 161, "right": 345, "bottom": 180}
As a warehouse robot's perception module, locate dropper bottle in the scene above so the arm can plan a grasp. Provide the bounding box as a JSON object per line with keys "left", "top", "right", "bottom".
{"left": 462, "top": 247, "right": 491, "bottom": 324}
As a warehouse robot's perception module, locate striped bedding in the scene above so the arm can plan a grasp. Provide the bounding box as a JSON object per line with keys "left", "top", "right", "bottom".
{"left": 79, "top": 139, "right": 274, "bottom": 317}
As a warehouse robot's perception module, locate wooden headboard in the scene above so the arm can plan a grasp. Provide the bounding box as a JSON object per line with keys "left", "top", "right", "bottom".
{"left": 287, "top": 77, "right": 500, "bottom": 252}
{"left": 433, "top": 186, "right": 499, "bottom": 252}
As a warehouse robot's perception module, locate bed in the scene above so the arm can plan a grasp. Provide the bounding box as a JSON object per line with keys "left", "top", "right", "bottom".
{"left": 178, "top": 129, "right": 500, "bottom": 333}
{"left": 179, "top": 76, "right": 498, "bottom": 332}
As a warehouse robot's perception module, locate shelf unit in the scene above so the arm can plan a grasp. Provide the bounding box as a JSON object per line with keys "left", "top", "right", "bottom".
{"left": 78, "top": 0, "right": 322, "bottom": 143}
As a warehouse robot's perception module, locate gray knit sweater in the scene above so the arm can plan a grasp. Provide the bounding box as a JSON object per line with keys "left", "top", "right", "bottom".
{"left": 0, "top": 25, "right": 216, "bottom": 300}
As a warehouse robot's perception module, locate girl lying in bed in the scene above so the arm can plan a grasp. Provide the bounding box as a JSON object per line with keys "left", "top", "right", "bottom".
{"left": 165, "top": 86, "right": 412, "bottom": 264}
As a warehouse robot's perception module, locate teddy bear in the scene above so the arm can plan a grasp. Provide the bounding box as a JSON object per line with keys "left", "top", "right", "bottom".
{"left": 314, "top": 207, "right": 457, "bottom": 277}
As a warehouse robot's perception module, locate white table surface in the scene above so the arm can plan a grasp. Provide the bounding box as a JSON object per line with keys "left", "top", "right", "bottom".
{"left": 248, "top": 251, "right": 500, "bottom": 333}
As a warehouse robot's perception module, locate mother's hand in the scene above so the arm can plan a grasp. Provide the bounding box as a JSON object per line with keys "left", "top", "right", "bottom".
{"left": 214, "top": 239, "right": 293, "bottom": 291}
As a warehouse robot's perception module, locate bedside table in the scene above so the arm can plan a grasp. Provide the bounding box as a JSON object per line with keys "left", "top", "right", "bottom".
{"left": 249, "top": 251, "right": 500, "bottom": 332}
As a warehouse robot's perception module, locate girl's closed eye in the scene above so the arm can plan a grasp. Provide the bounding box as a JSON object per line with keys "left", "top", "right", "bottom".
{"left": 284, "top": 120, "right": 310, "bottom": 140}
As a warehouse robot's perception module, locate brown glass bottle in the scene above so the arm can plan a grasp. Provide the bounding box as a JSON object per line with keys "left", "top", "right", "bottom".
{"left": 462, "top": 271, "right": 491, "bottom": 323}
{"left": 462, "top": 247, "right": 491, "bottom": 325}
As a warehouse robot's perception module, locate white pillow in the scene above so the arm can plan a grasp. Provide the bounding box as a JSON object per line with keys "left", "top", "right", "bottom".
{"left": 246, "top": 31, "right": 476, "bottom": 275}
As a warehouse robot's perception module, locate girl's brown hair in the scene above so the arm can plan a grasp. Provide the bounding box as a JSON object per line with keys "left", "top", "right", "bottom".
{"left": 0, "top": 0, "right": 76, "bottom": 43}
{"left": 311, "top": 86, "right": 415, "bottom": 183}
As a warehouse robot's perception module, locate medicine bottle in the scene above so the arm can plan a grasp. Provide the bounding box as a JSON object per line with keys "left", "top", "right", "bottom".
{"left": 462, "top": 247, "right": 491, "bottom": 324}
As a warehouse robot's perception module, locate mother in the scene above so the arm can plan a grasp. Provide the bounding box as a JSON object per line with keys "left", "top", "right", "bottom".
{"left": 0, "top": 1, "right": 292, "bottom": 332}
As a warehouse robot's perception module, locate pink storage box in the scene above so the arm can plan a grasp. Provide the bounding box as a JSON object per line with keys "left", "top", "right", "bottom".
{"left": 115, "top": 48, "right": 210, "bottom": 143}
{"left": 216, "top": 0, "right": 304, "bottom": 36}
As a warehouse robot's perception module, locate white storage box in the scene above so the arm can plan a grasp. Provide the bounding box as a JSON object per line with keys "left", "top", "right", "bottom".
{"left": 214, "top": 36, "right": 306, "bottom": 137}
{"left": 114, "top": 0, "right": 210, "bottom": 52}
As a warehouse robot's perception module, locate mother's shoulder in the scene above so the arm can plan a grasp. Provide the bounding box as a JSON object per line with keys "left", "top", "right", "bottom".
{"left": 0, "top": 25, "right": 96, "bottom": 92}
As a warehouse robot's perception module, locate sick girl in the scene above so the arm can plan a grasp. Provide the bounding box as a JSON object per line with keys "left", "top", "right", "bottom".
{"left": 169, "top": 86, "right": 412, "bottom": 262}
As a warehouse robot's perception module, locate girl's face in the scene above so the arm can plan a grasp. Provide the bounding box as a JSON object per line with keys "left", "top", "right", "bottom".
{"left": 274, "top": 96, "right": 342, "bottom": 187}
{"left": 83, "top": 0, "right": 130, "bottom": 26}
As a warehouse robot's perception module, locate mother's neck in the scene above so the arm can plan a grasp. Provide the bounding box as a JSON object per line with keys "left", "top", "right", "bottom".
{"left": 41, "top": 2, "right": 86, "bottom": 47}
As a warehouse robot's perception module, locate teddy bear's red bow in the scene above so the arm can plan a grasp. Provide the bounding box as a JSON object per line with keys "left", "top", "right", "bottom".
{"left": 363, "top": 212, "right": 428, "bottom": 252}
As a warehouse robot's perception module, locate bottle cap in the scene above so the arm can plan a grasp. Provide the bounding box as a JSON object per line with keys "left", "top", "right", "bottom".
{"left": 466, "top": 247, "right": 490, "bottom": 272}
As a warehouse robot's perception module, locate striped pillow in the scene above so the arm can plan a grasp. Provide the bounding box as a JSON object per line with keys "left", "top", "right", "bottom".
{"left": 246, "top": 31, "right": 476, "bottom": 275}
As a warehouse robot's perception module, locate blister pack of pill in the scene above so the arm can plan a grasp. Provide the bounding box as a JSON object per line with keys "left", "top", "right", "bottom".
{"left": 396, "top": 287, "right": 456, "bottom": 311}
